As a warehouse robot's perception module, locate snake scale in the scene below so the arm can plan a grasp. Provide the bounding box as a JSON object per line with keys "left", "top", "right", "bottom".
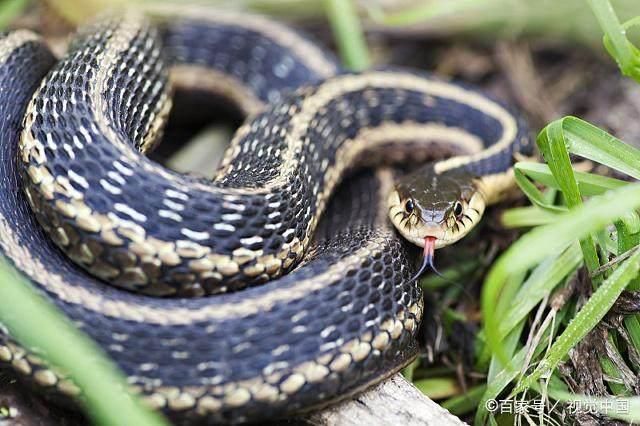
{"left": 0, "top": 7, "right": 531, "bottom": 424}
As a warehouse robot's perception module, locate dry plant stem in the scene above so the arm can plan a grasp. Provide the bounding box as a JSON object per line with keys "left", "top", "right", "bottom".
{"left": 601, "top": 330, "right": 637, "bottom": 391}
{"left": 519, "top": 276, "right": 578, "bottom": 385}
{"left": 592, "top": 246, "right": 640, "bottom": 278}
{"left": 494, "top": 41, "right": 557, "bottom": 126}
{"left": 611, "top": 316, "right": 640, "bottom": 366}
{"left": 435, "top": 44, "right": 494, "bottom": 78}
{"left": 520, "top": 294, "right": 551, "bottom": 377}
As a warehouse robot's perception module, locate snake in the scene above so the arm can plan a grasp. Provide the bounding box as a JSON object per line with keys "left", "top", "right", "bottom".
{"left": 0, "top": 7, "right": 531, "bottom": 424}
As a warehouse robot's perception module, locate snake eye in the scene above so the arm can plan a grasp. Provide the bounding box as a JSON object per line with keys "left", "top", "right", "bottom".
{"left": 453, "top": 201, "right": 463, "bottom": 218}
{"left": 405, "top": 199, "right": 415, "bottom": 214}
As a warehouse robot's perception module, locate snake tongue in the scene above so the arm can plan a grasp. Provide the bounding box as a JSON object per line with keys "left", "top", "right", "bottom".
{"left": 423, "top": 236, "right": 436, "bottom": 261}
{"left": 410, "top": 236, "right": 437, "bottom": 282}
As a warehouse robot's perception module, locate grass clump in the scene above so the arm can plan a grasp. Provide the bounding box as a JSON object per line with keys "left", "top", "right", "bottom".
{"left": 477, "top": 2, "right": 640, "bottom": 423}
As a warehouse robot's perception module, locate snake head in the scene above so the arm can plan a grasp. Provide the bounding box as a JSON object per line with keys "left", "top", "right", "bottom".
{"left": 387, "top": 166, "right": 487, "bottom": 250}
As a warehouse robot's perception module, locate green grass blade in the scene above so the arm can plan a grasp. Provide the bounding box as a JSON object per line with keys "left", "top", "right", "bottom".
{"left": 497, "top": 244, "right": 582, "bottom": 341}
{"left": 513, "top": 248, "right": 640, "bottom": 395}
{"left": 475, "top": 347, "right": 527, "bottom": 426}
{"left": 513, "top": 166, "right": 566, "bottom": 212}
{"left": 535, "top": 115, "right": 640, "bottom": 278}
{"left": 624, "top": 315, "right": 640, "bottom": 359}
{"left": 401, "top": 357, "right": 419, "bottom": 381}
{"left": 478, "top": 305, "right": 570, "bottom": 424}
{"left": 620, "top": 212, "right": 640, "bottom": 236}
{"left": 484, "top": 246, "right": 580, "bottom": 379}
{"left": 537, "top": 120, "right": 583, "bottom": 208}
{"left": 616, "top": 218, "right": 640, "bottom": 264}
{"left": 588, "top": 0, "right": 640, "bottom": 82}
{"left": 441, "top": 384, "right": 487, "bottom": 416}
{"left": 324, "top": 0, "right": 370, "bottom": 70}
{"left": 413, "top": 377, "right": 460, "bottom": 399}
{"left": 375, "top": 0, "right": 480, "bottom": 26}
{"left": 0, "top": 0, "right": 29, "bottom": 29}
{"left": 485, "top": 269, "right": 527, "bottom": 380}
{"left": 482, "top": 182, "right": 640, "bottom": 365}
{"left": 547, "top": 117, "right": 640, "bottom": 179}
{"left": 487, "top": 320, "right": 524, "bottom": 383}
{"left": 419, "top": 259, "right": 480, "bottom": 289}
{"left": 0, "top": 259, "right": 168, "bottom": 426}
{"left": 538, "top": 118, "right": 601, "bottom": 275}
{"left": 515, "top": 162, "right": 628, "bottom": 195}
{"left": 501, "top": 206, "right": 561, "bottom": 228}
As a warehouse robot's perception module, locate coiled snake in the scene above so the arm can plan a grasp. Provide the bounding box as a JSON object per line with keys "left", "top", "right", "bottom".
{"left": 0, "top": 8, "right": 531, "bottom": 424}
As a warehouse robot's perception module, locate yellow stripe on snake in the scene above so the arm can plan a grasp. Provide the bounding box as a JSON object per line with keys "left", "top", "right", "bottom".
{"left": 0, "top": 8, "right": 530, "bottom": 424}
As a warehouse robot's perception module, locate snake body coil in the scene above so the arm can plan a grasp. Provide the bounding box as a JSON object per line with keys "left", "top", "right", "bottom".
{"left": 0, "top": 9, "right": 530, "bottom": 424}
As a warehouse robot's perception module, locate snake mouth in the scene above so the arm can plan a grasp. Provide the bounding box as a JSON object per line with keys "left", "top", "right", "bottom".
{"left": 402, "top": 225, "right": 448, "bottom": 248}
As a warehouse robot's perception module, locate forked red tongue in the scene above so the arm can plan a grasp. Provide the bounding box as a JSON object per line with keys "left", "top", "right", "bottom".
{"left": 410, "top": 236, "right": 438, "bottom": 282}
{"left": 423, "top": 236, "right": 436, "bottom": 261}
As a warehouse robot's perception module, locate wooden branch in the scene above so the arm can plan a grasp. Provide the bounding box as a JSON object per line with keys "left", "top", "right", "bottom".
{"left": 301, "top": 374, "right": 467, "bottom": 426}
